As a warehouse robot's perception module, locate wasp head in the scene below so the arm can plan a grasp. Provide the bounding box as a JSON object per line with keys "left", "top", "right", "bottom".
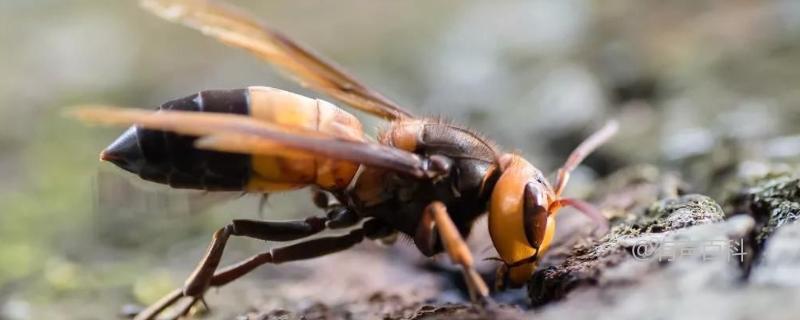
{"left": 487, "top": 153, "right": 559, "bottom": 288}
{"left": 486, "top": 121, "right": 617, "bottom": 289}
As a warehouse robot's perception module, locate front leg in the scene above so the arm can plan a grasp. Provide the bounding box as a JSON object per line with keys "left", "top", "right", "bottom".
{"left": 416, "top": 202, "right": 492, "bottom": 305}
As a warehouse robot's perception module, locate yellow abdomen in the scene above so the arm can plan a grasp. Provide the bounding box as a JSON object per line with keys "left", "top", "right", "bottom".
{"left": 243, "top": 86, "right": 364, "bottom": 192}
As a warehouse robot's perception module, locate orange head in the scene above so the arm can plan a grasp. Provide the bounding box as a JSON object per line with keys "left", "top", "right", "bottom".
{"left": 487, "top": 154, "right": 558, "bottom": 287}
{"left": 487, "top": 121, "right": 618, "bottom": 288}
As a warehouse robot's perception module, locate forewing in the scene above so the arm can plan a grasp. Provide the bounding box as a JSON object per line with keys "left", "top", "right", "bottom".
{"left": 140, "top": 0, "right": 414, "bottom": 120}
{"left": 72, "top": 106, "right": 427, "bottom": 178}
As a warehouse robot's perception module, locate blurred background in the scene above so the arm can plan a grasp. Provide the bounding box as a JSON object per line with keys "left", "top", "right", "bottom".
{"left": 1, "top": 0, "right": 799, "bottom": 319}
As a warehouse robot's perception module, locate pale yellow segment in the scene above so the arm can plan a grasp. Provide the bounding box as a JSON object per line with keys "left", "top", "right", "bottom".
{"left": 246, "top": 86, "right": 317, "bottom": 187}
{"left": 244, "top": 86, "right": 364, "bottom": 191}
{"left": 314, "top": 97, "right": 364, "bottom": 189}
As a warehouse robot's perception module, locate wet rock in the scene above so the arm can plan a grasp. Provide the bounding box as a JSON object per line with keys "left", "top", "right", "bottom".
{"left": 531, "top": 214, "right": 800, "bottom": 320}
{"left": 744, "top": 175, "right": 800, "bottom": 244}
{"left": 528, "top": 194, "right": 725, "bottom": 305}
{"left": 244, "top": 299, "right": 524, "bottom": 320}
{"left": 536, "top": 166, "right": 683, "bottom": 271}
{"left": 637, "top": 194, "right": 725, "bottom": 233}
{"left": 408, "top": 303, "right": 523, "bottom": 320}
{"left": 524, "top": 172, "right": 800, "bottom": 320}
{"left": 744, "top": 174, "right": 800, "bottom": 286}
{"left": 751, "top": 222, "right": 800, "bottom": 286}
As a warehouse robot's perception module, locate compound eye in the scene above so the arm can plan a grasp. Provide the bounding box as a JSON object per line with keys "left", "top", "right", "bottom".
{"left": 523, "top": 182, "right": 549, "bottom": 250}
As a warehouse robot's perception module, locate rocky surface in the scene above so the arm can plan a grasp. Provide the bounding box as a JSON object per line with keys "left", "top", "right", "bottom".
{"left": 526, "top": 171, "right": 800, "bottom": 320}
{"left": 528, "top": 193, "right": 727, "bottom": 306}
{"left": 244, "top": 301, "right": 523, "bottom": 320}
{"left": 741, "top": 175, "right": 800, "bottom": 245}
{"left": 750, "top": 222, "right": 800, "bottom": 286}
{"left": 153, "top": 169, "right": 791, "bottom": 320}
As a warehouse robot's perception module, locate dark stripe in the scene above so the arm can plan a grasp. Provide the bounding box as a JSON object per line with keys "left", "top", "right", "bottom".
{"left": 136, "top": 89, "right": 252, "bottom": 190}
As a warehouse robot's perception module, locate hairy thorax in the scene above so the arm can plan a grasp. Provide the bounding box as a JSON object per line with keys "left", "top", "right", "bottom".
{"left": 346, "top": 119, "right": 501, "bottom": 255}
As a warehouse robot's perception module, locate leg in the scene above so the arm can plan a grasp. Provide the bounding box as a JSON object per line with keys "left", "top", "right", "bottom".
{"left": 210, "top": 228, "right": 365, "bottom": 287}
{"left": 184, "top": 208, "right": 362, "bottom": 296}
{"left": 182, "top": 217, "right": 329, "bottom": 297}
{"left": 419, "top": 202, "right": 491, "bottom": 304}
{"left": 312, "top": 188, "right": 360, "bottom": 229}
{"left": 134, "top": 211, "right": 359, "bottom": 320}
{"left": 134, "top": 227, "right": 366, "bottom": 320}
{"left": 494, "top": 263, "right": 510, "bottom": 291}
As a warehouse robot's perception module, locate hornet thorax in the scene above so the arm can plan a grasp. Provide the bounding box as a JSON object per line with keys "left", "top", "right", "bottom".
{"left": 346, "top": 120, "right": 501, "bottom": 255}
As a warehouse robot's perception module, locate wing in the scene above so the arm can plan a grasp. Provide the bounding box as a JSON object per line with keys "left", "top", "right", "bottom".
{"left": 140, "top": 0, "right": 414, "bottom": 120}
{"left": 72, "top": 106, "right": 429, "bottom": 178}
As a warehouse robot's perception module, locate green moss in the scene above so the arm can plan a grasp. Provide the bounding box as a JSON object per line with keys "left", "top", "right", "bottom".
{"left": 639, "top": 194, "right": 725, "bottom": 233}
{"left": 747, "top": 175, "right": 800, "bottom": 244}
{"left": 529, "top": 194, "right": 726, "bottom": 305}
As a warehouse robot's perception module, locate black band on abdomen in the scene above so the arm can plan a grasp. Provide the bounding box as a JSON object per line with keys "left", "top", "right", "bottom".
{"left": 137, "top": 89, "right": 252, "bottom": 190}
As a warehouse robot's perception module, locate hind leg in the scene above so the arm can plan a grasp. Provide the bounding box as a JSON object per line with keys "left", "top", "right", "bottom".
{"left": 134, "top": 221, "right": 365, "bottom": 320}
{"left": 134, "top": 207, "right": 363, "bottom": 320}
